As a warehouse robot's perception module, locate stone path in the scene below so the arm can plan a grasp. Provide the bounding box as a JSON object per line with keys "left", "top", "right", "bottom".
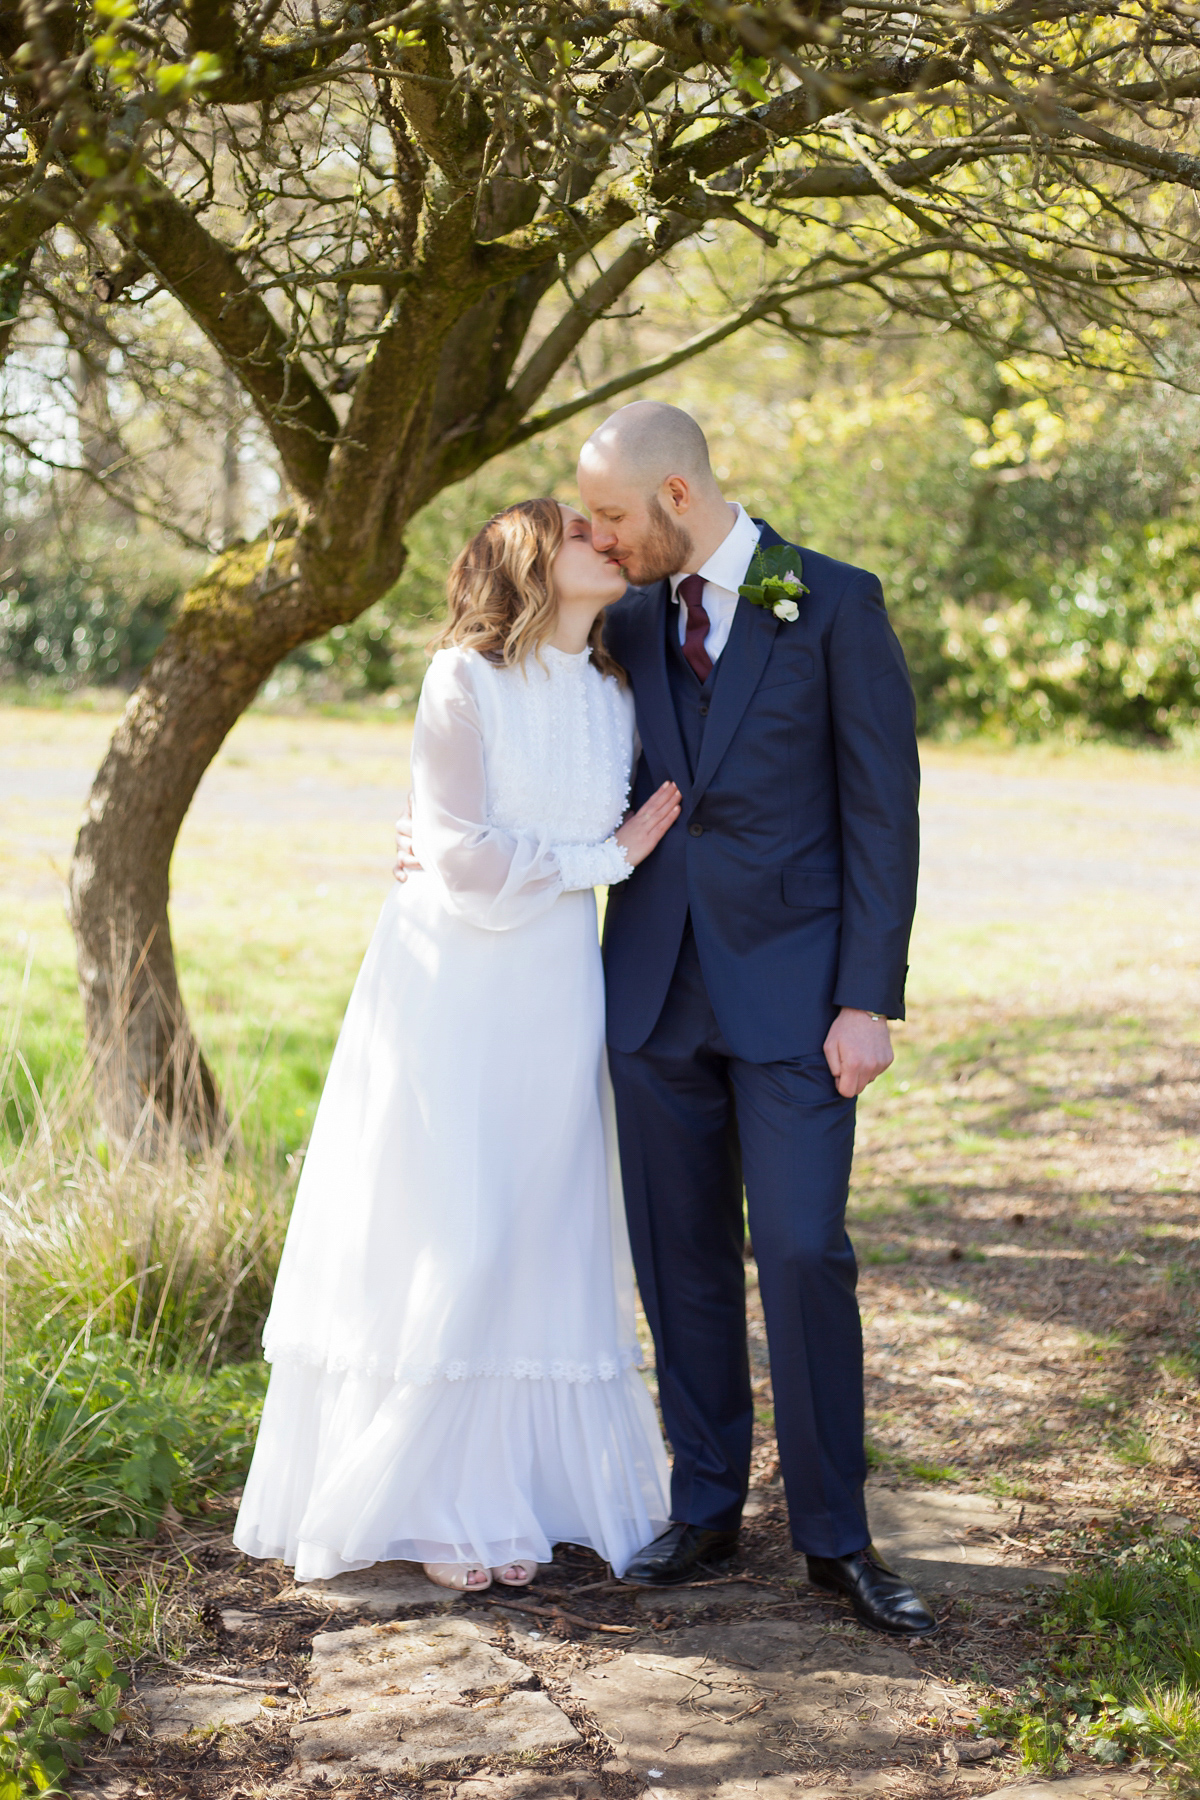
{"left": 116, "top": 1486, "right": 1168, "bottom": 1799}
{"left": 295, "top": 1617, "right": 582, "bottom": 1777}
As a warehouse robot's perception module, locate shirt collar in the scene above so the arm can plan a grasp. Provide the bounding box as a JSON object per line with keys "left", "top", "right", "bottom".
{"left": 670, "top": 503, "right": 762, "bottom": 599}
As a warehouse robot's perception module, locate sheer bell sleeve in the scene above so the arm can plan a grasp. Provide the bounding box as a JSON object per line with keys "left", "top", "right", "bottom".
{"left": 410, "top": 650, "right": 630, "bottom": 931}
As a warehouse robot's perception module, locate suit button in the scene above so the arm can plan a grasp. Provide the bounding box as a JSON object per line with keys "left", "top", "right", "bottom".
{"left": 689, "top": 822, "right": 704, "bottom": 837}
{"left": 699, "top": 703, "right": 709, "bottom": 716}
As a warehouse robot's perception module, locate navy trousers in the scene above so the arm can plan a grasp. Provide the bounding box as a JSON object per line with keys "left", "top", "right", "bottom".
{"left": 608, "top": 924, "right": 869, "bottom": 1558}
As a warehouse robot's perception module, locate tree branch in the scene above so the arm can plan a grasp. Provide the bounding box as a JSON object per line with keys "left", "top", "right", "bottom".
{"left": 491, "top": 216, "right": 702, "bottom": 439}
{"left": 0, "top": 172, "right": 77, "bottom": 264}
{"left": 122, "top": 185, "right": 340, "bottom": 503}
{"left": 0, "top": 244, "right": 31, "bottom": 368}
{"left": 495, "top": 240, "right": 959, "bottom": 456}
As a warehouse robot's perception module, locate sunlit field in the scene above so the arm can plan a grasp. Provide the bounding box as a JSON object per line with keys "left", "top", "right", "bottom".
{"left": 4, "top": 701, "right": 1197, "bottom": 1144}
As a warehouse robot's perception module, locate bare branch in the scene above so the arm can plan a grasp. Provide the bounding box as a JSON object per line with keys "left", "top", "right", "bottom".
{"left": 499, "top": 239, "right": 961, "bottom": 454}
{"left": 123, "top": 184, "right": 339, "bottom": 502}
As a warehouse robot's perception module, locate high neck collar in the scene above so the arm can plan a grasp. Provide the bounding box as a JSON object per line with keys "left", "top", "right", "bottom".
{"left": 543, "top": 642, "right": 592, "bottom": 670}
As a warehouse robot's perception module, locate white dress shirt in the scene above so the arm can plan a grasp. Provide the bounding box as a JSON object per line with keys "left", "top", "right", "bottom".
{"left": 669, "top": 503, "right": 762, "bottom": 663}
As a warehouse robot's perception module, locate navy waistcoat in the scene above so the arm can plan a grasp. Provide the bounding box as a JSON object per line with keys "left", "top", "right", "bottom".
{"left": 664, "top": 595, "right": 720, "bottom": 779}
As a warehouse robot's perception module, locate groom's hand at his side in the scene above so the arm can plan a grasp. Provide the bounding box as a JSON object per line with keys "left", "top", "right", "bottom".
{"left": 824, "top": 1008, "right": 894, "bottom": 1098}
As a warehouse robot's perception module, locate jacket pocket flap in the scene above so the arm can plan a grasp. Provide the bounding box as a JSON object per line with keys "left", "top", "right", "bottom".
{"left": 782, "top": 867, "right": 841, "bottom": 909}
{"left": 757, "top": 649, "right": 815, "bottom": 690}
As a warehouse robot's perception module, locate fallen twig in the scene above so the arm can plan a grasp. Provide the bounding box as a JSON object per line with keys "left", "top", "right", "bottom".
{"left": 482, "top": 1596, "right": 637, "bottom": 1635}
{"left": 673, "top": 1572, "right": 781, "bottom": 1590}
{"left": 711, "top": 1692, "right": 774, "bottom": 1724}
{"left": 295, "top": 1706, "right": 352, "bottom": 1723}
{"left": 157, "top": 1669, "right": 295, "bottom": 1694}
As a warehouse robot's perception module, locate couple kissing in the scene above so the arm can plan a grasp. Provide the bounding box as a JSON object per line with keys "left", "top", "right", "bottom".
{"left": 233, "top": 400, "right": 931, "bottom": 1638}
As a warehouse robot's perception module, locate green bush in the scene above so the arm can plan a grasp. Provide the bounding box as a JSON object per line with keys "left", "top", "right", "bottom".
{"left": 1, "top": 1337, "right": 268, "bottom": 1538}
{"left": 0, "top": 545, "right": 190, "bottom": 688}
{"left": 0, "top": 1513, "right": 126, "bottom": 1796}
{"left": 933, "top": 526, "right": 1200, "bottom": 741}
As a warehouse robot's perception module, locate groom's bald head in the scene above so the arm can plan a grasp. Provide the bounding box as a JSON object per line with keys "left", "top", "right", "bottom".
{"left": 577, "top": 401, "right": 732, "bottom": 585}
{"left": 578, "top": 401, "right": 719, "bottom": 499}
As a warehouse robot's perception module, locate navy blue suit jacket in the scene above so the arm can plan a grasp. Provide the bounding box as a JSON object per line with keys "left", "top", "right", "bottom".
{"left": 601, "top": 522, "right": 920, "bottom": 1062}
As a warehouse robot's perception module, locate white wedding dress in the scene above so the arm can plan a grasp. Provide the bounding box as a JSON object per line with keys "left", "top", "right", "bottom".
{"left": 233, "top": 643, "right": 670, "bottom": 1580}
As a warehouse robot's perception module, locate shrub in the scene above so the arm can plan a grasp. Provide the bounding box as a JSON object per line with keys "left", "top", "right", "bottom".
{"left": 0, "top": 1513, "right": 126, "bottom": 1795}
{"left": 1, "top": 1338, "right": 268, "bottom": 1538}
{"left": 0, "top": 539, "right": 192, "bottom": 688}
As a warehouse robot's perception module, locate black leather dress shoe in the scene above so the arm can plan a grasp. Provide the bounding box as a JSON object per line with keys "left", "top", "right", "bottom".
{"left": 806, "top": 1546, "right": 937, "bottom": 1635}
{"left": 620, "top": 1522, "right": 740, "bottom": 1586}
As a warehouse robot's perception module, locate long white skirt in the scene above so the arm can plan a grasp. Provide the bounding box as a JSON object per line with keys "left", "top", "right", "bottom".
{"left": 233, "top": 877, "right": 669, "bottom": 1580}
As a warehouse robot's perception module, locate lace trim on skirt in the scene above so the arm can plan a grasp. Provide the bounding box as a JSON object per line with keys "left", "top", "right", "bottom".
{"left": 262, "top": 1343, "right": 643, "bottom": 1384}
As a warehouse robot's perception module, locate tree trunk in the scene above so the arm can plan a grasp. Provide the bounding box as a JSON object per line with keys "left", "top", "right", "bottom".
{"left": 68, "top": 526, "right": 399, "bottom": 1148}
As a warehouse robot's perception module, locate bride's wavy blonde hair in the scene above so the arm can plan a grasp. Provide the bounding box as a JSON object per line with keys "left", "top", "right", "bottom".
{"left": 430, "top": 498, "right": 624, "bottom": 682}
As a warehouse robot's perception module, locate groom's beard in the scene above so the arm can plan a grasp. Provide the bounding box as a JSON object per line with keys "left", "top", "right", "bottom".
{"left": 624, "top": 497, "right": 694, "bottom": 586}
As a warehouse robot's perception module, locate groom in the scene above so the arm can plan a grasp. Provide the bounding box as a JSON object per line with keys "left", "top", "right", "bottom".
{"left": 578, "top": 402, "right": 933, "bottom": 1635}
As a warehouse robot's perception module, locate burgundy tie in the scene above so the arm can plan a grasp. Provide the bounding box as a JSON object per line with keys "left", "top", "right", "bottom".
{"left": 678, "top": 573, "right": 713, "bottom": 682}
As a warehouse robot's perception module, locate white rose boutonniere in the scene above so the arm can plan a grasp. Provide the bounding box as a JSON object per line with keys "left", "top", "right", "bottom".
{"left": 738, "top": 544, "right": 809, "bottom": 622}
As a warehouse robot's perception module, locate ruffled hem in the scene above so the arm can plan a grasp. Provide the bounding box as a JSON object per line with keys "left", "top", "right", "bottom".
{"left": 233, "top": 1359, "right": 670, "bottom": 1581}
{"left": 261, "top": 1342, "right": 643, "bottom": 1384}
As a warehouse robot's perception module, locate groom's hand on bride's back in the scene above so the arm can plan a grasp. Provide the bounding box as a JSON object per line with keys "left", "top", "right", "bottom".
{"left": 824, "top": 1009, "right": 894, "bottom": 1098}
{"left": 393, "top": 793, "right": 422, "bottom": 882}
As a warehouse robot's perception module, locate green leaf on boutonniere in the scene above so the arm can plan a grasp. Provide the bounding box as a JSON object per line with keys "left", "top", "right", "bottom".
{"left": 738, "top": 543, "right": 809, "bottom": 622}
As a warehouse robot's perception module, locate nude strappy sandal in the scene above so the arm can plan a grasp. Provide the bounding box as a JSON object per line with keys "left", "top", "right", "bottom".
{"left": 423, "top": 1562, "right": 493, "bottom": 1591}
{"left": 490, "top": 1560, "right": 538, "bottom": 1587}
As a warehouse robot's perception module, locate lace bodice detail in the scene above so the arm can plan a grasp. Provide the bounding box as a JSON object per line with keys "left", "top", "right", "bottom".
{"left": 410, "top": 644, "right": 635, "bottom": 930}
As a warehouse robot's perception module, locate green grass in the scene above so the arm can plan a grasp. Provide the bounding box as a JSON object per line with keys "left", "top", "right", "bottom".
{"left": 863, "top": 1441, "right": 963, "bottom": 1483}
{"left": 908, "top": 1459, "right": 963, "bottom": 1483}
{"left": 984, "top": 1473, "right": 1038, "bottom": 1501}
{"left": 905, "top": 1186, "right": 942, "bottom": 1209}
{"left": 1, "top": 1054, "right": 291, "bottom": 1370}
{"left": 986, "top": 1529, "right": 1200, "bottom": 1786}
{"left": 2, "top": 1337, "right": 268, "bottom": 1537}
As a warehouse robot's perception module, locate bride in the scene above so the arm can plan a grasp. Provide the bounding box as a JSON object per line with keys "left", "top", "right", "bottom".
{"left": 234, "top": 499, "right": 678, "bottom": 1592}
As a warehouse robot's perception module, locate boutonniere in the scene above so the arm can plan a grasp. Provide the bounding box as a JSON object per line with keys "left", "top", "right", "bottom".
{"left": 738, "top": 543, "right": 809, "bottom": 622}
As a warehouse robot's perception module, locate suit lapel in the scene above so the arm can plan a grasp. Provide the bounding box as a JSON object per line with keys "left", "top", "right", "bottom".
{"left": 689, "top": 593, "right": 779, "bottom": 808}
{"left": 621, "top": 581, "right": 692, "bottom": 801}
{"left": 688, "top": 518, "right": 792, "bottom": 806}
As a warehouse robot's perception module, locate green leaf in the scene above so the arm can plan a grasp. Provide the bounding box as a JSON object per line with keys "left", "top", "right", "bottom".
{"left": 155, "top": 49, "right": 223, "bottom": 96}
{"left": 730, "top": 47, "right": 770, "bottom": 104}
{"left": 71, "top": 144, "right": 110, "bottom": 180}
{"left": 738, "top": 543, "right": 809, "bottom": 610}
